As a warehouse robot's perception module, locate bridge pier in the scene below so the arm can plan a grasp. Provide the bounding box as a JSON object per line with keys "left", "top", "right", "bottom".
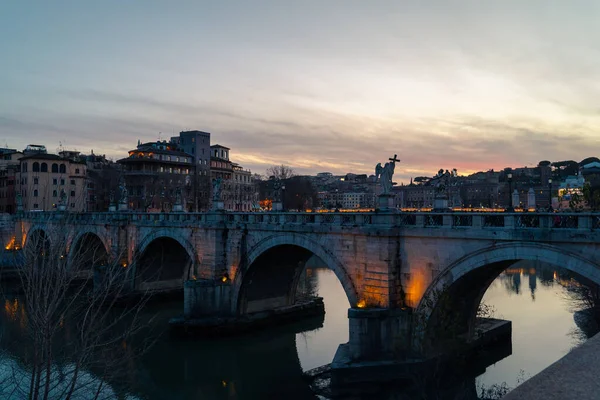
{"left": 345, "top": 307, "right": 413, "bottom": 361}
{"left": 183, "top": 279, "right": 232, "bottom": 318}
{"left": 331, "top": 307, "right": 414, "bottom": 371}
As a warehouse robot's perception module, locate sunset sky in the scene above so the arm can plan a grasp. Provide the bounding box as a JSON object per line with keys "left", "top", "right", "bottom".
{"left": 2, "top": 1, "right": 600, "bottom": 183}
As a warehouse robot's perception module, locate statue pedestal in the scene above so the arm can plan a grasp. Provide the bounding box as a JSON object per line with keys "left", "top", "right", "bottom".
{"left": 211, "top": 201, "right": 224, "bottom": 211}
{"left": 57, "top": 204, "right": 67, "bottom": 212}
{"left": 118, "top": 202, "right": 128, "bottom": 211}
{"left": 378, "top": 194, "right": 395, "bottom": 211}
{"left": 272, "top": 202, "right": 283, "bottom": 212}
{"left": 173, "top": 204, "right": 184, "bottom": 212}
{"left": 433, "top": 196, "right": 449, "bottom": 211}
{"left": 527, "top": 188, "right": 536, "bottom": 209}
{"left": 108, "top": 204, "right": 116, "bottom": 212}
{"left": 511, "top": 190, "right": 520, "bottom": 209}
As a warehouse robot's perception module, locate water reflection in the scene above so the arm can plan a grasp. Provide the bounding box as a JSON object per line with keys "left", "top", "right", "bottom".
{"left": 477, "top": 261, "right": 600, "bottom": 393}
{"left": 0, "top": 262, "right": 598, "bottom": 399}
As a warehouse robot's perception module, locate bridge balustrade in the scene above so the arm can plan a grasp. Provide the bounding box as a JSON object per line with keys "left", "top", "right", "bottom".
{"left": 424, "top": 215, "right": 444, "bottom": 227}
{"left": 398, "top": 214, "right": 417, "bottom": 226}
{"left": 302, "top": 214, "right": 316, "bottom": 224}
{"left": 483, "top": 215, "right": 505, "bottom": 227}
{"left": 14, "top": 210, "right": 600, "bottom": 233}
{"left": 453, "top": 215, "right": 473, "bottom": 227}
{"left": 514, "top": 214, "right": 540, "bottom": 228}
{"left": 320, "top": 214, "right": 335, "bottom": 224}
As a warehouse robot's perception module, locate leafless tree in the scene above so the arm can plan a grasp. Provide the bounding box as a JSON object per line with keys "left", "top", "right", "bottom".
{"left": 266, "top": 165, "right": 296, "bottom": 181}
{"left": 0, "top": 219, "right": 155, "bottom": 400}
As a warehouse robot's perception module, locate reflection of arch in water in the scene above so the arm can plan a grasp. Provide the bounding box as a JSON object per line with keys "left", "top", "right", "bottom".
{"left": 232, "top": 234, "right": 358, "bottom": 315}
{"left": 114, "top": 315, "right": 323, "bottom": 400}
{"left": 133, "top": 235, "right": 194, "bottom": 291}
{"left": 416, "top": 242, "right": 600, "bottom": 352}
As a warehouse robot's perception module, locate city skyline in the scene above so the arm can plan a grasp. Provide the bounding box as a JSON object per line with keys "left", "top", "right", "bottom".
{"left": 2, "top": 1, "right": 600, "bottom": 183}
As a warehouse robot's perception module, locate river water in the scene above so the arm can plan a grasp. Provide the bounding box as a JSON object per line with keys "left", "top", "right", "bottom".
{"left": 0, "top": 261, "right": 597, "bottom": 399}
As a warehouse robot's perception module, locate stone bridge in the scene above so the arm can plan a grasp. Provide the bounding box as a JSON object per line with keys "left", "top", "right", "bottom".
{"left": 8, "top": 210, "right": 600, "bottom": 361}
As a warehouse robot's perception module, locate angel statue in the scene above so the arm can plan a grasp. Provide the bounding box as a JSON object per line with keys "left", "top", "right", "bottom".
{"left": 212, "top": 178, "right": 222, "bottom": 201}
{"left": 375, "top": 154, "right": 400, "bottom": 195}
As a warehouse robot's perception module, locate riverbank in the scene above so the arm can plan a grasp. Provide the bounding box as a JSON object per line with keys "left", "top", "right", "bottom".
{"left": 503, "top": 332, "right": 600, "bottom": 400}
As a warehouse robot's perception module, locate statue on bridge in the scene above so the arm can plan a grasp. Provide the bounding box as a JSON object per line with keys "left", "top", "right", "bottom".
{"left": 175, "top": 187, "right": 183, "bottom": 206}
{"left": 375, "top": 154, "right": 400, "bottom": 195}
{"left": 119, "top": 177, "right": 128, "bottom": 204}
{"left": 59, "top": 189, "right": 67, "bottom": 205}
{"left": 272, "top": 180, "right": 282, "bottom": 202}
{"left": 212, "top": 178, "right": 222, "bottom": 201}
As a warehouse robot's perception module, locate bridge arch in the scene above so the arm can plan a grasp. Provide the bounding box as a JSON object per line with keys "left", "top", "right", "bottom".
{"left": 232, "top": 233, "right": 358, "bottom": 315}
{"left": 68, "top": 231, "right": 110, "bottom": 270}
{"left": 415, "top": 242, "right": 600, "bottom": 351}
{"left": 134, "top": 230, "right": 197, "bottom": 291}
{"left": 24, "top": 225, "right": 52, "bottom": 254}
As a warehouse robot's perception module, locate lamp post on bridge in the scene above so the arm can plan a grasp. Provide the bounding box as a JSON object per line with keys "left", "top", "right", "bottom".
{"left": 548, "top": 178, "right": 553, "bottom": 211}
{"left": 507, "top": 173, "right": 514, "bottom": 212}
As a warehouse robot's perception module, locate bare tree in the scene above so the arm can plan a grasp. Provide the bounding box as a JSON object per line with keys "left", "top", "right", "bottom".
{"left": 266, "top": 165, "right": 296, "bottom": 181}
{"left": 0, "top": 219, "right": 155, "bottom": 400}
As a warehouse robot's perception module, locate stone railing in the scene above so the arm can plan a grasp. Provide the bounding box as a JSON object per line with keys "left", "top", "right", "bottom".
{"left": 15, "top": 211, "right": 600, "bottom": 231}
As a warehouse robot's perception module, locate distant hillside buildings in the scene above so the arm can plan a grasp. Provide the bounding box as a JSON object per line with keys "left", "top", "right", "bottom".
{"left": 1, "top": 135, "right": 599, "bottom": 213}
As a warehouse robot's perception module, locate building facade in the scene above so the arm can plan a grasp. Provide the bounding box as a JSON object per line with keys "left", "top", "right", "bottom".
{"left": 172, "top": 131, "right": 212, "bottom": 211}
{"left": 118, "top": 141, "right": 194, "bottom": 212}
{"left": 0, "top": 149, "right": 23, "bottom": 214}
{"left": 85, "top": 152, "right": 121, "bottom": 212}
{"left": 17, "top": 147, "right": 87, "bottom": 212}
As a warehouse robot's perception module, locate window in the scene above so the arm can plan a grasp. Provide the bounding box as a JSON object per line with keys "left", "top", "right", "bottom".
{"left": 70, "top": 179, "right": 75, "bottom": 185}
{"left": 59, "top": 164, "right": 66, "bottom": 174}
{"left": 22, "top": 163, "right": 27, "bottom": 172}
{"left": 34, "top": 203, "right": 38, "bottom": 209}
{"left": 60, "top": 179, "right": 65, "bottom": 185}
{"left": 70, "top": 190, "right": 75, "bottom": 197}
{"left": 52, "top": 163, "right": 58, "bottom": 173}
{"left": 75, "top": 168, "right": 80, "bottom": 174}
{"left": 33, "top": 162, "right": 40, "bottom": 172}
{"left": 41, "top": 163, "right": 48, "bottom": 172}
{"left": 70, "top": 203, "right": 75, "bottom": 208}
{"left": 33, "top": 189, "right": 38, "bottom": 197}
{"left": 53, "top": 190, "right": 57, "bottom": 197}
{"left": 53, "top": 178, "right": 57, "bottom": 185}
{"left": 34, "top": 178, "right": 38, "bottom": 185}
